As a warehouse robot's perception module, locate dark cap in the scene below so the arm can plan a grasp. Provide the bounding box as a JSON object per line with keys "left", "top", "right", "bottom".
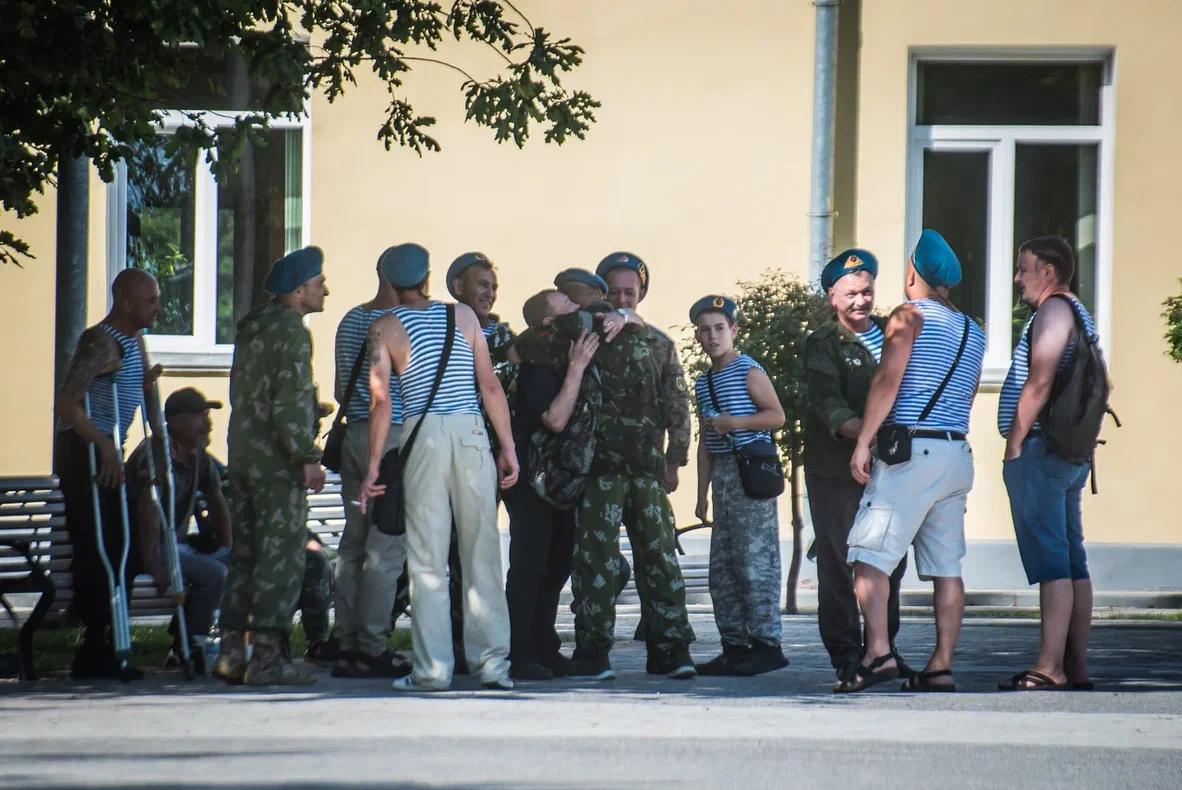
{"left": 821, "top": 248, "right": 879, "bottom": 291}
{"left": 446, "top": 252, "right": 494, "bottom": 298}
{"left": 553, "top": 267, "right": 608, "bottom": 295}
{"left": 263, "top": 246, "right": 324, "bottom": 295}
{"left": 379, "top": 243, "right": 430, "bottom": 288}
{"left": 595, "top": 251, "right": 649, "bottom": 293}
{"left": 689, "top": 294, "right": 739, "bottom": 324}
{"left": 165, "top": 387, "right": 223, "bottom": 418}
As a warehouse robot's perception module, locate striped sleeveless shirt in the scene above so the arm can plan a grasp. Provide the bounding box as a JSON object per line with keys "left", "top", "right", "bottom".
{"left": 85, "top": 323, "right": 143, "bottom": 445}
{"left": 886, "top": 299, "right": 986, "bottom": 434}
{"left": 394, "top": 302, "right": 481, "bottom": 418}
{"left": 856, "top": 322, "right": 884, "bottom": 363}
{"left": 997, "top": 294, "right": 1097, "bottom": 437}
{"left": 335, "top": 305, "right": 404, "bottom": 424}
{"left": 694, "top": 354, "right": 773, "bottom": 454}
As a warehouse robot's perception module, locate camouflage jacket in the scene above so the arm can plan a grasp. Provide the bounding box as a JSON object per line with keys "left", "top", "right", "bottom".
{"left": 227, "top": 301, "right": 321, "bottom": 483}
{"left": 481, "top": 316, "right": 517, "bottom": 453}
{"left": 528, "top": 313, "right": 689, "bottom": 479}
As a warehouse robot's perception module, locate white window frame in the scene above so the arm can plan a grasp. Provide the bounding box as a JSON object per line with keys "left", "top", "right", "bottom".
{"left": 905, "top": 48, "right": 1116, "bottom": 384}
{"left": 107, "top": 108, "right": 313, "bottom": 370}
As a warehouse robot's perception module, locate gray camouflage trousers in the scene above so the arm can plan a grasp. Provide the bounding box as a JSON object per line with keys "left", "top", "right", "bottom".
{"left": 709, "top": 454, "right": 783, "bottom": 648}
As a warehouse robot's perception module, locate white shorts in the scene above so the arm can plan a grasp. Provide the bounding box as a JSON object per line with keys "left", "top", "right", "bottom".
{"left": 846, "top": 438, "right": 975, "bottom": 579}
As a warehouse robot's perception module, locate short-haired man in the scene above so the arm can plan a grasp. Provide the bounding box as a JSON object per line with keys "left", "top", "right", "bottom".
{"left": 501, "top": 288, "right": 598, "bottom": 679}
{"left": 126, "top": 387, "right": 229, "bottom": 673}
{"left": 842, "top": 230, "right": 986, "bottom": 693}
{"left": 328, "top": 250, "right": 409, "bottom": 679}
{"left": 360, "top": 243, "right": 518, "bottom": 691}
{"left": 54, "top": 268, "right": 161, "bottom": 679}
{"left": 997, "top": 236, "right": 1100, "bottom": 691}
{"left": 216, "top": 246, "right": 329, "bottom": 686}
{"left": 804, "top": 250, "right": 909, "bottom": 683}
{"left": 448, "top": 251, "right": 515, "bottom": 375}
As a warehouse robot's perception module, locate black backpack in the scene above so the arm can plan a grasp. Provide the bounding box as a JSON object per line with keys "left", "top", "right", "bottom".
{"left": 1030, "top": 295, "right": 1120, "bottom": 469}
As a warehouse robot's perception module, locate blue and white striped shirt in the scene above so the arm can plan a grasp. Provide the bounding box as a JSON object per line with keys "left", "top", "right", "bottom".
{"left": 694, "top": 354, "right": 773, "bottom": 455}
{"left": 998, "top": 295, "right": 1097, "bottom": 437}
{"left": 886, "top": 299, "right": 985, "bottom": 434}
{"left": 856, "top": 322, "right": 884, "bottom": 363}
{"left": 335, "top": 305, "right": 403, "bottom": 424}
{"left": 481, "top": 322, "right": 498, "bottom": 339}
{"left": 85, "top": 323, "right": 143, "bottom": 445}
{"left": 394, "top": 302, "right": 481, "bottom": 418}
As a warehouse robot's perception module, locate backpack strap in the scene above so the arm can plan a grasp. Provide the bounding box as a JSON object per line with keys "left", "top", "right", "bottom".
{"left": 331, "top": 340, "right": 369, "bottom": 434}
{"left": 398, "top": 304, "right": 457, "bottom": 461}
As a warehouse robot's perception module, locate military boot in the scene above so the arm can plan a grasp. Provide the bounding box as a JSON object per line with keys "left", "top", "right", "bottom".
{"left": 243, "top": 631, "right": 317, "bottom": 686}
{"left": 213, "top": 630, "right": 247, "bottom": 685}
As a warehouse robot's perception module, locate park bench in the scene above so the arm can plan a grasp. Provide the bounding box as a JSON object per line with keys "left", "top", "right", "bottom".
{"left": 0, "top": 474, "right": 346, "bottom": 681}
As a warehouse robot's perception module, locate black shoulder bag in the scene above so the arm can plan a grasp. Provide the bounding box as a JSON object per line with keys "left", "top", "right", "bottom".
{"left": 321, "top": 342, "right": 368, "bottom": 473}
{"left": 706, "top": 368, "right": 785, "bottom": 500}
{"left": 372, "top": 304, "right": 456, "bottom": 536}
{"left": 876, "top": 313, "right": 970, "bottom": 465}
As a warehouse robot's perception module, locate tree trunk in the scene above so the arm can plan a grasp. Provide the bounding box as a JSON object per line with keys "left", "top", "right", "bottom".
{"left": 783, "top": 431, "right": 804, "bottom": 614}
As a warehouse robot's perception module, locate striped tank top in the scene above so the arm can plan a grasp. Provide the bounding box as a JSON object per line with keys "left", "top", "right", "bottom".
{"left": 694, "top": 354, "right": 773, "bottom": 454}
{"left": 886, "top": 299, "right": 986, "bottom": 434}
{"left": 997, "top": 294, "right": 1097, "bottom": 437}
{"left": 856, "top": 322, "right": 884, "bottom": 363}
{"left": 481, "top": 322, "right": 498, "bottom": 339}
{"left": 394, "top": 302, "right": 481, "bottom": 418}
{"left": 86, "top": 323, "right": 143, "bottom": 445}
{"left": 335, "top": 305, "right": 404, "bottom": 424}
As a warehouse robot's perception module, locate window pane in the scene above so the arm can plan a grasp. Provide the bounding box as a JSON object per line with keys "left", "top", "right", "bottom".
{"left": 918, "top": 62, "right": 1101, "bottom": 125}
{"left": 1012, "top": 143, "right": 1099, "bottom": 342}
{"left": 216, "top": 129, "right": 304, "bottom": 344}
{"left": 922, "top": 150, "right": 989, "bottom": 325}
{"left": 126, "top": 141, "right": 196, "bottom": 336}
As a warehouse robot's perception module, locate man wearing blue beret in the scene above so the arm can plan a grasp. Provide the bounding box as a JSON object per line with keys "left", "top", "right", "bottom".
{"left": 804, "top": 249, "right": 909, "bottom": 684}
{"left": 447, "top": 252, "right": 516, "bottom": 378}
{"left": 217, "top": 246, "right": 329, "bottom": 686}
{"left": 840, "top": 230, "right": 986, "bottom": 693}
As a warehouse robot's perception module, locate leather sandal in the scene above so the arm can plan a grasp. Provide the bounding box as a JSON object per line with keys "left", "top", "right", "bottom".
{"left": 833, "top": 653, "right": 899, "bottom": 694}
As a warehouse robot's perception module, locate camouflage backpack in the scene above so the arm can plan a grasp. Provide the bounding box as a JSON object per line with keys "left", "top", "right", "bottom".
{"left": 528, "top": 365, "right": 601, "bottom": 510}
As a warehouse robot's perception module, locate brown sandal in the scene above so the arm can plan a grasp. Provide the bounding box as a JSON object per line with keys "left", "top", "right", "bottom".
{"left": 998, "top": 670, "right": 1068, "bottom": 691}
{"left": 833, "top": 654, "right": 899, "bottom": 694}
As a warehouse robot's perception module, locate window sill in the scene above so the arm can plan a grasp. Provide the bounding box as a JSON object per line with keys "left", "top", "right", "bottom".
{"left": 152, "top": 349, "right": 233, "bottom": 373}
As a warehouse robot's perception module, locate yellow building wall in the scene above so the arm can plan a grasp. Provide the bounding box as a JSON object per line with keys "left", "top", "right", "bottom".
{"left": 855, "top": 0, "right": 1182, "bottom": 543}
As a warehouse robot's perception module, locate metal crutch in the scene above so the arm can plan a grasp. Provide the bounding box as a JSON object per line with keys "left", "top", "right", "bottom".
{"left": 139, "top": 384, "right": 195, "bottom": 679}
{"left": 82, "top": 385, "right": 134, "bottom": 680}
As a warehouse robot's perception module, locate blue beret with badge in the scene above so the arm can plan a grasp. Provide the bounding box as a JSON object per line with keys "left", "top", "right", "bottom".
{"left": 553, "top": 267, "right": 608, "bottom": 296}
{"left": 445, "top": 251, "right": 493, "bottom": 298}
{"left": 595, "top": 251, "right": 649, "bottom": 293}
{"left": 689, "top": 294, "right": 739, "bottom": 324}
{"left": 378, "top": 243, "right": 430, "bottom": 288}
{"left": 263, "top": 246, "right": 324, "bottom": 295}
{"left": 821, "top": 248, "right": 879, "bottom": 291}
{"left": 912, "top": 229, "right": 962, "bottom": 288}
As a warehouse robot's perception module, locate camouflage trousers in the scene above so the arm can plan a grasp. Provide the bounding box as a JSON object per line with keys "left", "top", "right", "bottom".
{"left": 709, "top": 454, "right": 783, "bottom": 648}
{"left": 221, "top": 477, "right": 308, "bottom": 634}
{"left": 297, "top": 539, "right": 337, "bottom": 644}
{"left": 573, "top": 474, "right": 694, "bottom": 656}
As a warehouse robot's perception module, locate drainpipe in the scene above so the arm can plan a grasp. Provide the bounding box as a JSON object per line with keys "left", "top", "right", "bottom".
{"left": 54, "top": 155, "right": 89, "bottom": 469}
{"left": 808, "top": 0, "right": 841, "bottom": 285}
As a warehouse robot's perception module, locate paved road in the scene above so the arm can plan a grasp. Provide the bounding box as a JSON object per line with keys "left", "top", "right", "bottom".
{"left": 2, "top": 611, "right": 1180, "bottom": 789}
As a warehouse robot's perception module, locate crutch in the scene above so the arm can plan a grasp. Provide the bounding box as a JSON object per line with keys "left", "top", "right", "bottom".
{"left": 82, "top": 384, "right": 134, "bottom": 680}
{"left": 139, "top": 383, "right": 195, "bottom": 679}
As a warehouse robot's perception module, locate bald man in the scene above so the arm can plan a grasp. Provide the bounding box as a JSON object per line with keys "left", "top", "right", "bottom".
{"left": 54, "top": 268, "right": 162, "bottom": 680}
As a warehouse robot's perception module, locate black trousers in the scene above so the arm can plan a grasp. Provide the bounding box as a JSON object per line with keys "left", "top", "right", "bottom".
{"left": 55, "top": 430, "right": 141, "bottom": 643}
{"left": 806, "top": 472, "right": 905, "bottom": 670}
{"left": 503, "top": 481, "right": 576, "bottom": 663}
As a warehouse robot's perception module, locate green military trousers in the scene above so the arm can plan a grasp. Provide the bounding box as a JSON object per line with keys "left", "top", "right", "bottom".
{"left": 221, "top": 478, "right": 308, "bottom": 634}
{"left": 573, "top": 474, "right": 695, "bottom": 657}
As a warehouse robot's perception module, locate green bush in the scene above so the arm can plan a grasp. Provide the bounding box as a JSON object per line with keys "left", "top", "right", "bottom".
{"left": 1164, "top": 280, "right": 1182, "bottom": 363}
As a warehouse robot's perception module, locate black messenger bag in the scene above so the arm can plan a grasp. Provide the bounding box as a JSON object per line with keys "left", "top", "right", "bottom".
{"left": 706, "top": 368, "right": 785, "bottom": 500}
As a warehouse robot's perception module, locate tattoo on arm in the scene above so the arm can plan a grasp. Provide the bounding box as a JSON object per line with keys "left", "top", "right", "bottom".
{"left": 60, "top": 330, "right": 121, "bottom": 402}
{"left": 367, "top": 326, "right": 386, "bottom": 369}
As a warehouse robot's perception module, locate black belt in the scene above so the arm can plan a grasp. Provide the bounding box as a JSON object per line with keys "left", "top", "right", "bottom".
{"left": 911, "top": 429, "right": 966, "bottom": 441}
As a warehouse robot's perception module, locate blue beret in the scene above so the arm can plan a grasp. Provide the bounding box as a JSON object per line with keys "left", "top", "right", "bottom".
{"left": 553, "top": 267, "right": 608, "bottom": 295}
{"left": 379, "top": 243, "right": 430, "bottom": 288}
{"left": 912, "top": 229, "right": 962, "bottom": 288}
{"left": 445, "top": 252, "right": 493, "bottom": 298}
{"left": 595, "top": 251, "right": 649, "bottom": 293}
{"left": 263, "top": 246, "right": 324, "bottom": 295}
{"left": 689, "top": 294, "right": 739, "bottom": 325}
{"left": 821, "top": 248, "right": 879, "bottom": 291}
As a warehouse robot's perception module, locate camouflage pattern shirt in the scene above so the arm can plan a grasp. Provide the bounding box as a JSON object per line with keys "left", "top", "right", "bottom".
{"left": 227, "top": 301, "right": 321, "bottom": 483}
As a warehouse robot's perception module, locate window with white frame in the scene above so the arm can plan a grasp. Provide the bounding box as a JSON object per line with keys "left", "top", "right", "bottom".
{"left": 906, "top": 53, "right": 1114, "bottom": 382}
{"left": 107, "top": 58, "right": 309, "bottom": 368}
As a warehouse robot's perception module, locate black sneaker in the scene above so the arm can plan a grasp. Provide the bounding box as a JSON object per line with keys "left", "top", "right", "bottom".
{"left": 695, "top": 645, "right": 750, "bottom": 676}
{"left": 510, "top": 659, "right": 554, "bottom": 681}
{"left": 732, "top": 644, "right": 790, "bottom": 677}
{"left": 305, "top": 638, "right": 340, "bottom": 667}
{"left": 647, "top": 647, "right": 697, "bottom": 680}
{"left": 330, "top": 654, "right": 360, "bottom": 678}
{"left": 165, "top": 642, "right": 206, "bottom": 676}
{"left": 351, "top": 650, "right": 413, "bottom": 678}
{"left": 540, "top": 652, "right": 574, "bottom": 678}
{"left": 568, "top": 654, "right": 616, "bottom": 681}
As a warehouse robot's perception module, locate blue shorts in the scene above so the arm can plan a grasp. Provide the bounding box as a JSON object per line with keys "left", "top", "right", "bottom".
{"left": 1002, "top": 435, "right": 1091, "bottom": 585}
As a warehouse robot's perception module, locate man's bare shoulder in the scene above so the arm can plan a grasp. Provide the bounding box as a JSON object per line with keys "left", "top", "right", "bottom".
{"left": 368, "top": 312, "right": 406, "bottom": 343}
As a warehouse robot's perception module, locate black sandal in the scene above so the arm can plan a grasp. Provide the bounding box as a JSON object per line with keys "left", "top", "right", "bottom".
{"left": 900, "top": 668, "right": 956, "bottom": 692}
{"left": 833, "top": 654, "right": 899, "bottom": 694}
{"left": 998, "top": 670, "right": 1068, "bottom": 691}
